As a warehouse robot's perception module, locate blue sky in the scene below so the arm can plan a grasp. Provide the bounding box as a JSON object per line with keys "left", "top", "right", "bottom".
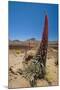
{"left": 9, "top": 1, "right": 58, "bottom": 41}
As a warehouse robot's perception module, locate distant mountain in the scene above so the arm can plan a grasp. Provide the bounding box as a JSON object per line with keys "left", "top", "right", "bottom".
{"left": 9, "top": 39, "right": 58, "bottom": 46}
{"left": 48, "top": 41, "right": 58, "bottom": 45}
{"left": 9, "top": 40, "right": 23, "bottom": 46}
{"left": 26, "top": 38, "right": 36, "bottom": 41}
{"left": 13, "top": 40, "right": 20, "bottom": 42}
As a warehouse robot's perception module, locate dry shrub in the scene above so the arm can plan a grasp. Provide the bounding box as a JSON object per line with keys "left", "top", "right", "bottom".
{"left": 16, "top": 50, "right": 20, "bottom": 54}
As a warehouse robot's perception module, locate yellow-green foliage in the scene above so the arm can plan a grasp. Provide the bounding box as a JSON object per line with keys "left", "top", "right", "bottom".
{"left": 16, "top": 50, "right": 20, "bottom": 54}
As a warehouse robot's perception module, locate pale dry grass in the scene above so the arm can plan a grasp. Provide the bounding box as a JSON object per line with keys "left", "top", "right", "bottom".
{"left": 8, "top": 47, "right": 58, "bottom": 88}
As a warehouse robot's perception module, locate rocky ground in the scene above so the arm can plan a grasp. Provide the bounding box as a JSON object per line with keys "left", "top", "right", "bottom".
{"left": 8, "top": 47, "right": 58, "bottom": 88}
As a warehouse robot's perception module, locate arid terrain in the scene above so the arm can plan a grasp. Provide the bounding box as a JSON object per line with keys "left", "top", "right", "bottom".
{"left": 8, "top": 40, "right": 58, "bottom": 88}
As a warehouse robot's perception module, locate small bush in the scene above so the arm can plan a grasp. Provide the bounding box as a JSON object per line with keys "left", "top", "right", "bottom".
{"left": 16, "top": 50, "right": 20, "bottom": 54}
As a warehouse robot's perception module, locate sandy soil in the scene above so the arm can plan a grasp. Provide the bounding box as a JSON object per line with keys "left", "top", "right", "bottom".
{"left": 8, "top": 47, "right": 58, "bottom": 88}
